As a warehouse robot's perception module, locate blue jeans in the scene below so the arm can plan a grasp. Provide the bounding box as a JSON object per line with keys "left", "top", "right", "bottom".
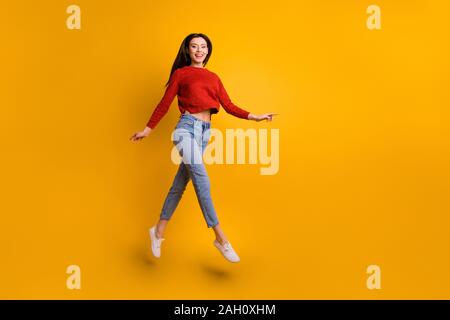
{"left": 159, "top": 113, "right": 219, "bottom": 228}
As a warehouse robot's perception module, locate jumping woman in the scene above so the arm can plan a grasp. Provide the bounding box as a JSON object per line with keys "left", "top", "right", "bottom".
{"left": 130, "top": 33, "right": 277, "bottom": 263}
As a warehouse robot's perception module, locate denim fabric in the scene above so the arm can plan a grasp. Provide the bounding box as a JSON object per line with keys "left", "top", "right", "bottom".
{"left": 159, "top": 113, "right": 218, "bottom": 228}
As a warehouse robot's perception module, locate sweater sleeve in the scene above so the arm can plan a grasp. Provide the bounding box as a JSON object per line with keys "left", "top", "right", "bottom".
{"left": 146, "top": 70, "right": 181, "bottom": 129}
{"left": 217, "top": 76, "right": 250, "bottom": 120}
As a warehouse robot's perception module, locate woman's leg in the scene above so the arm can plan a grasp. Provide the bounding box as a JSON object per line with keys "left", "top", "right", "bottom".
{"left": 212, "top": 224, "right": 229, "bottom": 245}
{"left": 175, "top": 126, "right": 220, "bottom": 228}
{"left": 155, "top": 218, "right": 168, "bottom": 239}
{"left": 198, "top": 126, "right": 230, "bottom": 245}
{"left": 156, "top": 162, "right": 191, "bottom": 238}
{"left": 183, "top": 161, "right": 219, "bottom": 228}
{"left": 158, "top": 121, "right": 230, "bottom": 244}
{"left": 154, "top": 123, "right": 218, "bottom": 239}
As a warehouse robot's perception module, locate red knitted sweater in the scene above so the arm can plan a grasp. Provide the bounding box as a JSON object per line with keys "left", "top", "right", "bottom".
{"left": 146, "top": 66, "right": 251, "bottom": 129}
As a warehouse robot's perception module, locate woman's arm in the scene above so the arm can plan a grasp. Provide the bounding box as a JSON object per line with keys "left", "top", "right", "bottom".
{"left": 217, "top": 76, "right": 278, "bottom": 122}
{"left": 217, "top": 77, "right": 251, "bottom": 119}
{"left": 248, "top": 113, "right": 278, "bottom": 121}
{"left": 146, "top": 69, "right": 181, "bottom": 130}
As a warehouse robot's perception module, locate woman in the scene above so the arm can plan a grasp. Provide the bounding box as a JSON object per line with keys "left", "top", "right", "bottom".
{"left": 130, "top": 33, "right": 277, "bottom": 263}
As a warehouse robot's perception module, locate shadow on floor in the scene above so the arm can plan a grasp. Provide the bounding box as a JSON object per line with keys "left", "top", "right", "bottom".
{"left": 200, "top": 264, "right": 232, "bottom": 280}
{"left": 134, "top": 245, "right": 157, "bottom": 267}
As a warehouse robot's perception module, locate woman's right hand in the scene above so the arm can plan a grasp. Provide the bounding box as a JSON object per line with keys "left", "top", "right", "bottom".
{"left": 130, "top": 126, "right": 152, "bottom": 142}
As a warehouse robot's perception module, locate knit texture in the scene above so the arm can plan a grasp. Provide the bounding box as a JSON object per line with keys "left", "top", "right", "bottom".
{"left": 146, "top": 66, "right": 250, "bottom": 129}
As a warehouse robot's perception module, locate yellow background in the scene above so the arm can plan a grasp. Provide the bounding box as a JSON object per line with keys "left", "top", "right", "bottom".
{"left": 1, "top": 0, "right": 449, "bottom": 299}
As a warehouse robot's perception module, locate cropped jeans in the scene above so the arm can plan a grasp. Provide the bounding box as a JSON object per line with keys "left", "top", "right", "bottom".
{"left": 159, "top": 113, "right": 219, "bottom": 228}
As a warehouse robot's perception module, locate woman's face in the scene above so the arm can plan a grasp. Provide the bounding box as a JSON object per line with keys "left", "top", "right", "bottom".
{"left": 188, "top": 37, "right": 208, "bottom": 65}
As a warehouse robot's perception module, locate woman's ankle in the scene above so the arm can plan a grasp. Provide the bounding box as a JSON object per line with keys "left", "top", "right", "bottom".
{"left": 155, "top": 227, "right": 163, "bottom": 239}
{"left": 216, "top": 238, "right": 228, "bottom": 246}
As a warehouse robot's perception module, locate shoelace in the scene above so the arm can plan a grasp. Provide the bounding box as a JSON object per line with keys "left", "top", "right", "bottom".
{"left": 223, "top": 242, "right": 232, "bottom": 251}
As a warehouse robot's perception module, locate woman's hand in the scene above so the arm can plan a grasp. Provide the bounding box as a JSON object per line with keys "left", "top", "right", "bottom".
{"left": 130, "top": 126, "right": 152, "bottom": 142}
{"left": 248, "top": 113, "right": 278, "bottom": 122}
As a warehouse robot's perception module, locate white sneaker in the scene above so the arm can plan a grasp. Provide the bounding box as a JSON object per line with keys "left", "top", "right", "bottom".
{"left": 149, "top": 226, "right": 165, "bottom": 258}
{"left": 213, "top": 240, "right": 240, "bottom": 263}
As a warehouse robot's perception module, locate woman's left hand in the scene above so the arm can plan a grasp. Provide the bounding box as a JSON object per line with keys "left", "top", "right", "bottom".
{"left": 249, "top": 113, "right": 278, "bottom": 122}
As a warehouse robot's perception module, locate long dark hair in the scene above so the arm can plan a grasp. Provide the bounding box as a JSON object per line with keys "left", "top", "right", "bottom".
{"left": 165, "top": 33, "right": 213, "bottom": 86}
